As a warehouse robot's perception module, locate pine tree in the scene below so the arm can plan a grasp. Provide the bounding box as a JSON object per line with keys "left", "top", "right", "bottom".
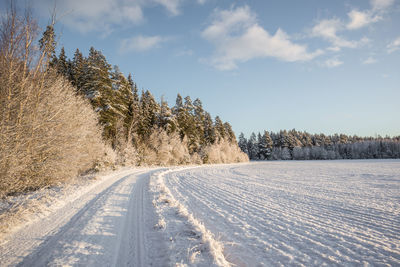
{"left": 71, "top": 48, "right": 85, "bottom": 91}
{"left": 110, "top": 65, "right": 135, "bottom": 143}
{"left": 158, "top": 97, "right": 177, "bottom": 134}
{"left": 263, "top": 131, "right": 273, "bottom": 159}
{"left": 278, "top": 130, "right": 289, "bottom": 148}
{"left": 83, "top": 47, "right": 117, "bottom": 141}
{"left": 56, "top": 47, "right": 69, "bottom": 77}
{"left": 339, "top": 134, "right": 348, "bottom": 144}
{"left": 257, "top": 132, "right": 267, "bottom": 159}
{"left": 83, "top": 47, "right": 113, "bottom": 101}
{"left": 173, "top": 94, "right": 186, "bottom": 139}
{"left": 313, "top": 134, "right": 323, "bottom": 147}
{"left": 288, "top": 129, "right": 301, "bottom": 150}
{"left": 193, "top": 98, "right": 206, "bottom": 146}
{"left": 238, "top": 133, "right": 248, "bottom": 154}
{"left": 126, "top": 73, "right": 140, "bottom": 143}
{"left": 247, "top": 132, "right": 258, "bottom": 160}
{"left": 138, "top": 90, "right": 160, "bottom": 140}
{"left": 183, "top": 96, "right": 199, "bottom": 153}
{"left": 224, "top": 122, "right": 236, "bottom": 143}
{"left": 128, "top": 74, "right": 139, "bottom": 103}
{"left": 203, "top": 112, "right": 216, "bottom": 145}
{"left": 301, "top": 132, "right": 313, "bottom": 147}
{"left": 39, "top": 24, "right": 56, "bottom": 64}
{"left": 214, "top": 116, "right": 226, "bottom": 141}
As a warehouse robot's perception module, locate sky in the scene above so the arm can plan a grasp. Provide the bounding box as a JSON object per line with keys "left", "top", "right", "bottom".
{"left": 6, "top": 0, "right": 400, "bottom": 137}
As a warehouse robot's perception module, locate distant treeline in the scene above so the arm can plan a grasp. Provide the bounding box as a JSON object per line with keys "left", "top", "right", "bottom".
{"left": 238, "top": 130, "right": 400, "bottom": 160}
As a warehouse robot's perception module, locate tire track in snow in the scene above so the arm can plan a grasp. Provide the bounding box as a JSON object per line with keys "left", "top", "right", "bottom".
{"left": 17, "top": 172, "right": 135, "bottom": 267}
{"left": 114, "top": 170, "right": 154, "bottom": 266}
{"left": 2, "top": 168, "right": 167, "bottom": 267}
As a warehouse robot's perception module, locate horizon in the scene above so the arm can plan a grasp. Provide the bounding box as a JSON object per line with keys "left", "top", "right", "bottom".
{"left": 239, "top": 129, "right": 400, "bottom": 139}
{"left": 4, "top": 0, "right": 399, "bottom": 138}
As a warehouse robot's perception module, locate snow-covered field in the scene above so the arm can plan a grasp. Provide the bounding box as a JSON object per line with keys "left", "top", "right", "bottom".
{"left": 160, "top": 160, "right": 400, "bottom": 266}
{"left": 1, "top": 160, "right": 399, "bottom": 266}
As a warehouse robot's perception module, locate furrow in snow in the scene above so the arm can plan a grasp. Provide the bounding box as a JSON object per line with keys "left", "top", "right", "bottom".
{"left": 174, "top": 169, "right": 398, "bottom": 255}
{"left": 163, "top": 161, "right": 400, "bottom": 266}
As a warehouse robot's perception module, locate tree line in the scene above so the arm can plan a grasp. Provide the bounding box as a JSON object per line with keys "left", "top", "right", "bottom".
{"left": 238, "top": 130, "right": 400, "bottom": 160}
{"left": 0, "top": 5, "right": 247, "bottom": 197}
{"left": 50, "top": 46, "right": 246, "bottom": 164}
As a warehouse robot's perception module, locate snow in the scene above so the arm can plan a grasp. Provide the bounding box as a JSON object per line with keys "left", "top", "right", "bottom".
{"left": 0, "top": 168, "right": 141, "bottom": 239}
{"left": 1, "top": 160, "right": 399, "bottom": 266}
{"left": 160, "top": 160, "right": 400, "bottom": 266}
{"left": 0, "top": 167, "right": 166, "bottom": 266}
{"left": 150, "top": 167, "right": 230, "bottom": 266}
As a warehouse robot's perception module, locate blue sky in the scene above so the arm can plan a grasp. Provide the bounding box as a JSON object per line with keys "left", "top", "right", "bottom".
{"left": 10, "top": 0, "right": 400, "bottom": 137}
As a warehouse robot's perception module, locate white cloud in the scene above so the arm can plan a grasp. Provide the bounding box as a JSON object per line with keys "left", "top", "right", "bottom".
{"left": 34, "top": 0, "right": 183, "bottom": 34}
{"left": 202, "top": 6, "right": 322, "bottom": 70}
{"left": 311, "top": 0, "right": 393, "bottom": 52}
{"left": 311, "top": 18, "right": 371, "bottom": 51}
{"left": 345, "top": 0, "right": 394, "bottom": 30}
{"left": 324, "top": 57, "right": 343, "bottom": 68}
{"left": 312, "top": 19, "right": 359, "bottom": 50}
{"left": 34, "top": 0, "right": 143, "bottom": 34}
{"left": 387, "top": 36, "right": 400, "bottom": 53}
{"left": 346, "top": 10, "right": 380, "bottom": 30}
{"left": 119, "top": 35, "right": 167, "bottom": 52}
{"left": 362, "top": 56, "right": 377, "bottom": 64}
{"left": 312, "top": 18, "right": 342, "bottom": 40}
{"left": 153, "top": 0, "right": 182, "bottom": 16}
{"left": 202, "top": 6, "right": 256, "bottom": 41}
{"left": 370, "top": 0, "right": 395, "bottom": 10}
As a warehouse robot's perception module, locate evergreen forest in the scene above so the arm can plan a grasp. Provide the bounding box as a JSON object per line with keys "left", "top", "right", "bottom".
{"left": 50, "top": 45, "right": 247, "bottom": 166}
{"left": 239, "top": 130, "right": 400, "bottom": 160}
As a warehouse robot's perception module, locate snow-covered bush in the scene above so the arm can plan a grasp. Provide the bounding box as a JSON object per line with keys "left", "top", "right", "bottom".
{"left": 203, "top": 138, "right": 249, "bottom": 164}
{"left": 0, "top": 8, "right": 105, "bottom": 197}
{"left": 0, "top": 74, "right": 106, "bottom": 196}
{"left": 139, "top": 128, "right": 191, "bottom": 166}
{"left": 113, "top": 121, "right": 138, "bottom": 166}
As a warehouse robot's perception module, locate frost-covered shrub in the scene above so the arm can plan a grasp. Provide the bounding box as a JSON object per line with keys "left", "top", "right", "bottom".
{"left": 203, "top": 138, "right": 249, "bottom": 164}
{"left": 115, "top": 142, "right": 138, "bottom": 166}
{"left": 0, "top": 74, "right": 106, "bottom": 196}
{"left": 138, "top": 128, "right": 250, "bottom": 166}
{"left": 139, "top": 128, "right": 191, "bottom": 166}
{"left": 190, "top": 153, "right": 203, "bottom": 165}
{"left": 94, "top": 144, "right": 118, "bottom": 171}
{"left": 113, "top": 121, "right": 138, "bottom": 166}
{"left": 0, "top": 9, "right": 105, "bottom": 196}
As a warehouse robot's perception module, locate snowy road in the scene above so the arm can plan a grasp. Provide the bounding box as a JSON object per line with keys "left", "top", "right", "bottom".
{"left": 1, "top": 168, "right": 169, "bottom": 266}
{"left": 162, "top": 160, "right": 400, "bottom": 266}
